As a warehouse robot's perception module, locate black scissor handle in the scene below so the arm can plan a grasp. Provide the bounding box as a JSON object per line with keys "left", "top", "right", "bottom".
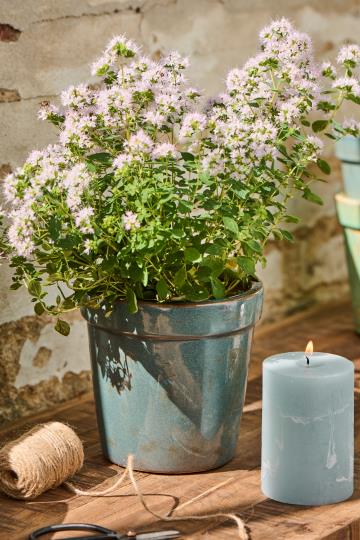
{"left": 29, "top": 522, "right": 121, "bottom": 539}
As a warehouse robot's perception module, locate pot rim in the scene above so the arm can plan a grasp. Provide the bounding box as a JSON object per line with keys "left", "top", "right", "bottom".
{"left": 114, "top": 280, "right": 263, "bottom": 309}
{"left": 82, "top": 280, "right": 263, "bottom": 338}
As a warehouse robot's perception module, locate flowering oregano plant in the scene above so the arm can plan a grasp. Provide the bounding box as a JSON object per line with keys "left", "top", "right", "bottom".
{"left": 1, "top": 18, "right": 360, "bottom": 335}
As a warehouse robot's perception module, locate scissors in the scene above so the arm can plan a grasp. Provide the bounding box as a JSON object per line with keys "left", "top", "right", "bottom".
{"left": 29, "top": 523, "right": 181, "bottom": 539}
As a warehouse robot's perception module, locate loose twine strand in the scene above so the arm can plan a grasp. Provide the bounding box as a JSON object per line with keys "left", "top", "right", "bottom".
{"left": 67, "top": 454, "right": 248, "bottom": 539}
{"left": 0, "top": 422, "right": 248, "bottom": 539}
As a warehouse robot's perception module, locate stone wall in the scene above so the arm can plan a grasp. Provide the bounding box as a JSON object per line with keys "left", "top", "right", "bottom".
{"left": 0, "top": 0, "right": 358, "bottom": 422}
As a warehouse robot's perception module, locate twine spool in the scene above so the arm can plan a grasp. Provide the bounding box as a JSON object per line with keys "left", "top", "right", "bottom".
{"left": 0, "top": 422, "right": 84, "bottom": 500}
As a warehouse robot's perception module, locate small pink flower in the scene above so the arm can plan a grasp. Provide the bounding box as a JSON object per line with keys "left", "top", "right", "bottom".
{"left": 143, "top": 110, "right": 166, "bottom": 128}
{"left": 321, "top": 62, "right": 337, "bottom": 78}
{"left": 333, "top": 77, "right": 360, "bottom": 96}
{"left": 337, "top": 44, "right": 360, "bottom": 66}
{"left": 163, "top": 51, "right": 189, "bottom": 71}
{"left": 343, "top": 118, "right": 360, "bottom": 134}
{"left": 179, "top": 112, "right": 207, "bottom": 140}
{"left": 305, "top": 135, "right": 324, "bottom": 161}
{"left": 75, "top": 206, "right": 95, "bottom": 234}
{"left": 127, "top": 130, "right": 154, "bottom": 154}
{"left": 113, "top": 154, "right": 133, "bottom": 170}
{"left": 226, "top": 69, "right": 245, "bottom": 92}
{"left": 152, "top": 143, "right": 180, "bottom": 159}
{"left": 122, "top": 211, "right": 140, "bottom": 231}
{"left": 37, "top": 103, "right": 59, "bottom": 121}
{"left": 106, "top": 35, "right": 141, "bottom": 59}
{"left": 84, "top": 239, "right": 92, "bottom": 254}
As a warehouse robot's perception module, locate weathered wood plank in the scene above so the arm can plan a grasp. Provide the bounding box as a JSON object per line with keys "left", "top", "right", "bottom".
{"left": 0, "top": 300, "right": 359, "bottom": 539}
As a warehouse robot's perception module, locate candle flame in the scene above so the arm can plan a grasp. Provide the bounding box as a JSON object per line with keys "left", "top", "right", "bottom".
{"left": 305, "top": 340, "right": 314, "bottom": 356}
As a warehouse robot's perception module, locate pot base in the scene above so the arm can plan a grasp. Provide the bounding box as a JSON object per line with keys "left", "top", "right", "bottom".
{"left": 103, "top": 451, "right": 235, "bottom": 475}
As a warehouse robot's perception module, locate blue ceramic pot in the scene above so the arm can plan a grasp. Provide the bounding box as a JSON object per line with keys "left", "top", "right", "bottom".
{"left": 335, "top": 193, "right": 360, "bottom": 334}
{"left": 82, "top": 281, "right": 263, "bottom": 473}
{"left": 335, "top": 136, "right": 360, "bottom": 199}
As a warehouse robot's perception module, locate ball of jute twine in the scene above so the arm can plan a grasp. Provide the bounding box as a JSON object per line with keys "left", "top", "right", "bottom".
{"left": 0, "top": 422, "right": 248, "bottom": 540}
{"left": 0, "top": 422, "right": 84, "bottom": 500}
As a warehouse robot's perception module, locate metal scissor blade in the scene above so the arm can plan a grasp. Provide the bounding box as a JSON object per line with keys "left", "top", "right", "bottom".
{"left": 136, "top": 531, "right": 181, "bottom": 540}
{"left": 57, "top": 535, "right": 121, "bottom": 540}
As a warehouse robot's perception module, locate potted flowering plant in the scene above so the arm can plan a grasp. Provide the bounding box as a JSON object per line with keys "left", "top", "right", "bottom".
{"left": 1, "top": 19, "right": 359, "bottom": 472}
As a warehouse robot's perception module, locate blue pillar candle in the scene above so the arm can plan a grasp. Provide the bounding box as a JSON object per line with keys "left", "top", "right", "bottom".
{"left": 261, "top": 345, "right": 354, "bottom": 505}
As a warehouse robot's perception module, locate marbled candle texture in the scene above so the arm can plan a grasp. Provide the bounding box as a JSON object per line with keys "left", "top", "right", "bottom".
{"left": 261, "top": 352, "right": 354, "bottom": 505}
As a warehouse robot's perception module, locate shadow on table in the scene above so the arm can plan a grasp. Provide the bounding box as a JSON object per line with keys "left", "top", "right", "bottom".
{"left": 11, "top": 472, "right": 180, "bottom": 540}
{"left": 0, "top": 492, "right": 68, "bottom": 540}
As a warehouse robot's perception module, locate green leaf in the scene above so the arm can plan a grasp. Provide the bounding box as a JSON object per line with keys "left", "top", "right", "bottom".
{"left": 156, "top": 278, "right": 169, "bottom": 301}
{"left": 210, "top": 277, "right": 225, "bottom": 299}
{"left": 185, "top": 247, "right": 201, "bottom": 263}
{"left": 205, "top": 243, "right": 224, "bottom": 256}
{"left": 142, "top": 267, "right": 149, "bottom": 287}
{"left": 48, "top": 216, "right": 61, "bottom": 241}
{"left": 277, "top": 144, "right": 289, "bottom": 157}
{"left": 280, "top": 229, "right": 294, "bottom": 242}
{"left": 317, "top": 101, "right": 336, "bottom": 113}
{"left": 232, "top": 188, "right": 249, "bottom": 200}
{"left": 34, "top": 302, "right": 45, "bottom": 315}
{"left": 114, "top": 42, "right": 136, "bottom": 58}
{"left": 178, "top": 200, "right": 192, "bottom": 213}
{"left": 85, "top": 161, "right": 97, "bottom": 173}
{"left": 62, "top": 297, "right": 75, "bottom": 309}
{"left": 46, "top": 262, "right": 58, "bottom": 274}
{"left": 348, "top": 94, "right": 360, "bottom": 105}
{"left": 325, "top": 132, "right": 337, "bottom": 140}
{"left": 312, "top": 120, "right": 329, "bottom": 133}
{"left": 303, "top": 188, "right": 324, "bottom": 205}
{"left": 126, "top": 288, "right": 138, "bottom": 313}
{"left": 182, "top": 284, "right": 210, "bottom": 302}
{"left": 28, "top": 279, "right": 41, "bottom": 297}
{"left": 10, "top": 282, "right": 22, "bottom": 290}
{"left": 201, "top": 257, "right": 224, "bottom": 278}
{"left": 317, "top": 159, "right": 331, "bottom": 175}
{"left": 223, "top": 216, "right": 239, "bottom": 235}
{"left": 199, "top": 172, "right": 212, "bottom": 185}
{"left": 181, "top": 152, "right": 195, "bottom": 162}
{"left": 101, "top": 256, "right": 117, "bottom": 272}
{"left": 57, "top": 235, "right": 79, "bottom": 249}
{"left": 237, "top": 256, "right": 255, "bottom": 275}
{"left": 272, "top": 229, "right": 282, "bottom": 241}
{"left": 172, "top": 227, "right": 185, "bottom": 239}
{"left": 284, "top": 214, "right": 300, "bottom": 224}
{"left": 174, "top": 266, "right": 187, "bottom": 288}
{"left": 197, "top": 265, "right": 212, "bottom": 280}
{"left": 245, "top": 240, "right": 262, "bottom": 253}
{"left": 55, "top": 319, "right": 70, "bottom": 336}
{"left": 87, "top": 152, "right": 112, "bottom": 164}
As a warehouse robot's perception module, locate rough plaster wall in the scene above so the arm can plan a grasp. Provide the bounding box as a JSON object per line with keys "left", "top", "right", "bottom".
{"left": 0, "top": 0, "right": 358, "bottom": 422}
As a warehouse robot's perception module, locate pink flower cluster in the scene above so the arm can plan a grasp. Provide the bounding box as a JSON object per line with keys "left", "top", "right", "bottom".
{"left": 3, "top": 20, "right": 360, "bottom": 259}
{"left": 2, "top": 144, "right": 69, "bottom": 257}
{"left": 62, "top": 163, "right": 93, "bottom": 210}
{"left": 337, "top": 45, "right": 360, "bottom": 67}
{"left": 122, "top": 211, "right": 140, "bottom": 231}
{"left": 201, "top": 18, "right": 326, "bottom": 178}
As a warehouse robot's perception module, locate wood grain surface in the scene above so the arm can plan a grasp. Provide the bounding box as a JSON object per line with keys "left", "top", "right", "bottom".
{"left": 0, "top": 300, "right": 359, "bottom": 539}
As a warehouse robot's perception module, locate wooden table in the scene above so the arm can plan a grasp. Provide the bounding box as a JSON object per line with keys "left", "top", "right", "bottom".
{"left": 1, "top": 300, "right": 360, "bottom": 539}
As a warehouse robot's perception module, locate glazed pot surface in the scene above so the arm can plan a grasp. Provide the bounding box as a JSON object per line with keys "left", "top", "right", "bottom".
{"left": 336, "top": 137, "right": 360, "bottom": 199}
{"left": 82, "top": 282, "right": 263, "bottom": 473}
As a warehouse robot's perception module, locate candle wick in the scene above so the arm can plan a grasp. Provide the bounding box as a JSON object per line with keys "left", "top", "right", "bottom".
{"left": 306, "top": 355, "right": 310, "bottom": 366}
